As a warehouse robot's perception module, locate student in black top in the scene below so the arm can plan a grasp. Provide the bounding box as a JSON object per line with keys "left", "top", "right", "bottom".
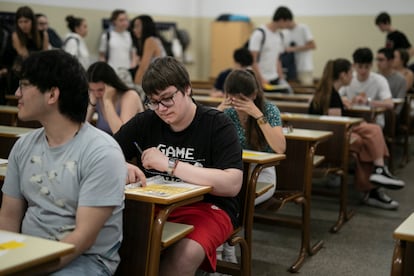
{"left": 375, "top": 12, "right": 412, "bottom": 56}
{"left": 113, "top": 56, "right": 243, "bottom": 275}
{"left": 309, "top": 58, "right": 404, "bottom": 210}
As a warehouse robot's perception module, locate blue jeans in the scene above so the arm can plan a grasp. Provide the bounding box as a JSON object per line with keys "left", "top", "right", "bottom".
{"left": 50, "top": 255, "right": 113, "bottom": 276}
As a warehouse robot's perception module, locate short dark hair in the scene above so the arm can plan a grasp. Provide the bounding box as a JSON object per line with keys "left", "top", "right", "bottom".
{"left": 377, "top": 47, "right": 394, "bottom": 60}
{"left": 20, "top": 50, "right": 89, "bottom": 123}
{"left": 142, "top": 57, "right": 191, "bottom": 96}
{"left": 233, "top": 48, "right": 253, "bottom": 67}
{"left": 272, "top": 6, "right": 293, "bottom": 21}
{"left": 87, "top": 61, "right": 130, "bottom": 94}
{"left": 352, "top": 47, "right": 373, "bottom": 64}
{"left": 110, "top": 9, "right": 126, "bottom": 22}
{"left": 395, "top": 48, "right": 410, "bottom": 67}
{"left": 375, "top": 12, "right": 391, "bottom": 25}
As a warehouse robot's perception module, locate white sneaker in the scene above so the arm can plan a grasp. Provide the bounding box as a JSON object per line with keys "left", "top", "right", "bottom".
{"left": 222, "top": 242, "right": 237, "bottom": 263}
{"left": 369, "top": 166, "right": 405, "bottom": 190}
{"left": 363, "top": 188, "right": 399, "bottom": 210}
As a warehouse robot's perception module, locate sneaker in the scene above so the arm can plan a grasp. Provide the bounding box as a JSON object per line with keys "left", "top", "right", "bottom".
{"left": 369, "top": 166, "right": 405, "bottom": 190}
{"left": 222, "top": 242, "right": 237, "bottom": 263}
{"left": 363, "top": 188, "right": 399, "bottom": 210}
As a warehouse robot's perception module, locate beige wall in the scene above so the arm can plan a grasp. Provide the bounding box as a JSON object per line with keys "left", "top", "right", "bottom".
{"left": 3, "top": 2, "right": 414, "bottom": 81}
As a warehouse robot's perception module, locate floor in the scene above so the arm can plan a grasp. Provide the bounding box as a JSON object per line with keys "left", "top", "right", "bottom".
{"left": 250, "top": 142, "right": 414, "bottom": 276}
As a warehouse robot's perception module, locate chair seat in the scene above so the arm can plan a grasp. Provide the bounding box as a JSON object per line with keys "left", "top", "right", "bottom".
{"left": 161, "top": 221, "right": 194, "bottom": 248}
{"left": 255, "top": 182, "right": 275, "bottom": 197}
{"left": 313, "top": 155, "right": 325, "bottom": 167}
{"left": 256, "top": 190, "right": 304, "bottom": 212}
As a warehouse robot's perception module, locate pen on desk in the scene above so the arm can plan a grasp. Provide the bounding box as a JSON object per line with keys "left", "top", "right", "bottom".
{"left": 133, "top": 142, "right": 143, "bottom": 155}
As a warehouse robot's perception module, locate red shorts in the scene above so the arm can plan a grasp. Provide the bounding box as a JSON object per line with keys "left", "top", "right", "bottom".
{"left": 167, "top": 202, "right": 233, "bottom": 272}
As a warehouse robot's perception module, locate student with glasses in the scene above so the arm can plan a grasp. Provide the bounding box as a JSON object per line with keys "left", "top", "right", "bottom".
{"left": 0, "top": 50, "right": 126, "bottom": 275}
{"left": 114, "top": 56, "right": 243, "bottom": 276}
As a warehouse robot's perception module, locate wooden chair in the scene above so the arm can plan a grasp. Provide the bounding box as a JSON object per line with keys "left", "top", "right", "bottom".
{"left": 216, "top": 154, "right": 285, "bottom": 276}
{"left": 215, "top": 164, "right": 251, "bottom": 276}
{"left": 280, "top": 115, "right": 361, "bottom": 233}
{"left": 254, "top": 139, "right": 325, "bottom": 272}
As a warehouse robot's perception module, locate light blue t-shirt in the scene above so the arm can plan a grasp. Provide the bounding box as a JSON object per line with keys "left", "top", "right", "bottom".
{"left": 2, "top": 123, "right": 126, "bottom": 273}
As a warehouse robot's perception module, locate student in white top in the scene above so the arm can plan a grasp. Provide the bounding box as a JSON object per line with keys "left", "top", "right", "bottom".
{"left": 98, "top": 9, "right": 136, "bottom": 72}
{"left": 339, "top": 47, "right": 393, "bottom": 127}
{"left": 285, "top": 17, "right": 316, "bottom": 85}
{"left": 248, "top": 6, "right": 292, "bottom": 93}
{"left": 62, "top": 15, "right": 90, "bottom": 69}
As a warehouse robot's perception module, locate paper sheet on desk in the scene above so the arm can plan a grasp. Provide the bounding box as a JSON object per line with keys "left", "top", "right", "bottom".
{"left": 0, "top": 159, "right": 7, "bottom": 165}
{"left": 0, "top": 232, "right": 25, "bottom": 255}
{"left": 126, "top": 176, "right": 200, "bottom": 197}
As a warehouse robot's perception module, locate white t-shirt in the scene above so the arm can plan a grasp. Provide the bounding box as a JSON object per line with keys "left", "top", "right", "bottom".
{"left": 62, "top": 32, "right": 90, "bottom": 69}
{"left": 287, "top": 23, "right": 314, "bottom": 72}
{"left": 249, "top": 25, "right": 284, "bottom": 81}
{"left": 99, "top": 30, "right": 134, "bottom": 70}
{"left": 339, "top": 71, "right": 392, "bottom": 101}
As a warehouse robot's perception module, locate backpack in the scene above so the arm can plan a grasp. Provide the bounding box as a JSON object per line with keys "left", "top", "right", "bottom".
{"left": 243, "top": 28, "right": 265, "bottom": 62}
{"left": 62, "top": 36, "right": 80, "bottom": 57}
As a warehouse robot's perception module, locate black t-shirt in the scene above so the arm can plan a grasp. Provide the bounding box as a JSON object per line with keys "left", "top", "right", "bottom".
{"left": 114, "top": 104, "right": 243, "bottom": 227}
{"left": 386, "top": 31, "right": 412, "bottom": 50}
{"left": 308, "top": 88, "right": 344, "bottom": 115}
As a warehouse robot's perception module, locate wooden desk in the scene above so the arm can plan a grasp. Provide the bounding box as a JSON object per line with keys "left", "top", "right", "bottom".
{"left": 264, "top": 93, "right": 312, "bottom": 103}
{"left": 391, "top": 212, "right": 414, "bottom": 276}
{"left": 272, "top": 101, "right": 309, "bottom": 114}
{"left": 344, "top": 105, "right": 386, "bottom": 123}
{"left": 0, "top": 105, "right": 41, "bottom": 128}
{"left": 117, "top": 179, "right": 212, "bottom": 276}
{"left": 254, "top": 128, "right": 332, "bottom": 272}
{"left": 192, "top": 95, "right": 222, "bottom": 107}
{"left": 263, "top": 83, "right": 290, "bottom": 93}
{"left": 0, "top": 125, "right": 33, "bottom": 159}
{"left": 241, "top": 150, "right": 286, "bottom": 267}
{"left": 281, "top": 113, "right": 363, "bottom": 232}
{"left": 192, "top": 88, "right": 211, "bottom": 96}
{"left": 4, "top": 95, "right": 18, "bottom": 106}
{"left": 0, "top": 230, "right": 74, "bottom": 275}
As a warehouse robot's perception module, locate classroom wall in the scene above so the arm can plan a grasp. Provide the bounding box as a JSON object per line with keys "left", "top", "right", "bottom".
{"left": 1, "top": 1, "right": 414, "bottom": 81}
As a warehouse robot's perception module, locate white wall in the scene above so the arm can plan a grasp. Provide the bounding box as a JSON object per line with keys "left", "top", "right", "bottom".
{"left": 3, "top": 0, "right": 414, "bottom": 17}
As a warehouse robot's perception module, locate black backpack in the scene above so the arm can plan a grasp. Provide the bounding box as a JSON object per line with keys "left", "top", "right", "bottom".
{"left": 243, "top": 28, "right": 265, "bottom": 62}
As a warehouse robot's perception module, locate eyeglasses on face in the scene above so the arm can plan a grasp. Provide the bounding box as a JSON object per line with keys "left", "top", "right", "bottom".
{"left": 18, "top": 80, "right": 33, "bottom": 92}
{"left": 145, "top": 90, "right": 180, "bottom": 111}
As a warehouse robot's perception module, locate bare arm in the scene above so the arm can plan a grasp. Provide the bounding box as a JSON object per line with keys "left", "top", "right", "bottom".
{"left": 286, "top": 40, "right": 316, "bottom": 53}
{"left": 141, "top": 148, "right": 242, "bottom": 197}
{"left": 231, "top": 94, "right": 286, "bottom": 153}
{"left": 12, "top": 32, "right": 29, "bottom": 58}
{"left": 0, "top": 195, "right": 26, "bottom": 232}
{"left": 134, "top": 38, "right": 157, "bottom": 85}
{"left": 102, "top": 87, "right": 143, "bottom": 134}
{"left": 47, "top": 206, "right": 115, "bottom": 271}
{"left": 250, "top": 50, "right": 267, "bottom": 85}
{"left": 42, "top": 31, "right": 49, "bottom": 50}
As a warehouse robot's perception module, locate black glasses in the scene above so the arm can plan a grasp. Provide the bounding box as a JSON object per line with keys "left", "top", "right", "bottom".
{"left": 18, "top": 80, "right": 33, "bottom": 92}
{"left": 145, "top": 90, "right": 179, "bottom": 110}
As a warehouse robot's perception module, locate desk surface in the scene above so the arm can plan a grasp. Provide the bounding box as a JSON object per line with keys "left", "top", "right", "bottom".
{"left": 264, "top": 93, "right": 312, "bottom": 102}
{"left": 0, "top": 230, "right": 74, "bottom": 275}
{"left": 125, "top": 177, "right": 212, "bottom": 205}
{"left": 281, "top": 113, "right": 363, "bottom": 125}
{"left": 0, "top": 161, "right": 6, "bottom": 181}
{"left": 0, "top": 105, "right": 18, "bottom": 114}
{"left": 394, "top": 212, "right": 414, "bottom": 242}
{"left": 242, "top": 150, "right": 286, "bottom": 164}
{"left": 192, "top": 95, "right": 222, "bottom": 106}
{"left": 284, "top": 128, "right": 333, "bottom": 141}
{"left": 0, "top": 125, "right": 33, "bottom": 138}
